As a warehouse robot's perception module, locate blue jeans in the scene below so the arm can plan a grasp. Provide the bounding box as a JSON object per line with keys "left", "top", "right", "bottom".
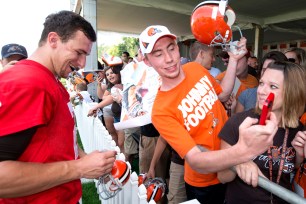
{"left": 185, "top": 182, "right": 226, "bottom": 204}
{"left": 113, "top": 116, "right": 120, "bottom": 123}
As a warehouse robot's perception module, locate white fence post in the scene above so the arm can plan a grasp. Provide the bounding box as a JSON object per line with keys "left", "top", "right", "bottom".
{"left": 73, "top": 103, "right": 306, "bottom": 204}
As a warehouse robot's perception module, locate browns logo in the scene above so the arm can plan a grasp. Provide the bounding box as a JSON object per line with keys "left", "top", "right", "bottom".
{"left": 142, "top": 41, "right": 149, "bottom": 49}
{"left": 147, "top": 27, "right": 162, "bottom": 36}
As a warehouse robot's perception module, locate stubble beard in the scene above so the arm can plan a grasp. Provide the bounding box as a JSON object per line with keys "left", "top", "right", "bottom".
{"left": 164, "top": 66, "right": 181, "bottom": 80}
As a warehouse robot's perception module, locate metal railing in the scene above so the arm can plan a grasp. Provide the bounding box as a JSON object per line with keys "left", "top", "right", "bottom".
{"left": 74, "top": 102, "right": 306, "bottom": 204}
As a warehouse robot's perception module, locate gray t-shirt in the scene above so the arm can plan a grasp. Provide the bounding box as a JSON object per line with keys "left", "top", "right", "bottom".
{"left": 238, "top": 87, "right": 257, "bottom": 111}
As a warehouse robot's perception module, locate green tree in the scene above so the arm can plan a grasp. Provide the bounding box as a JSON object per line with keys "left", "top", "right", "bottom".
{"left": 97, "top": 43, "right": 109, "bottom": 59}
{"left": 97, "top": 36, "right": 139, "bottom": 61}
{"left": 109, "top": 37, "right": 139, "bottom": 57}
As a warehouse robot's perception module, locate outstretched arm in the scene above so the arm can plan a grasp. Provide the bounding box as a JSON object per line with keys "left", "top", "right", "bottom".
{"left": 147, "top": 136, "right": 168, "bottom": 178}
{"left": 217, "top": 140, "right": 237, "bottom": 183}
{"left": 97, "top": 83, "right": 107, "bottom": 99}
{"left": 218, "top": 37, "right": 247, "bottom": 102}
{"left": 0, "top": 150, "right": 116, "bottom": 198}
{"left": 185, "top": 113, "right": 277, "bottom": 173}
{"left": 87, "top": 94, "right": 113, "bottom": 117}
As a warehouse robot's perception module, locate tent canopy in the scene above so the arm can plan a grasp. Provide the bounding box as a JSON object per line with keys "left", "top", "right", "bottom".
{"left": 97, "top": 0, "right": 306, "bottom": 44}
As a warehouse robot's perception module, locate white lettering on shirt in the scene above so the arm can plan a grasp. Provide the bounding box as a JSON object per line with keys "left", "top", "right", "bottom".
{"left": 177, "top": 75, "right": 218, "bottom": 131}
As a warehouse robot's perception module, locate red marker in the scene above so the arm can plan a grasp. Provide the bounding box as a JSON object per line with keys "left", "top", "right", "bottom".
{"left": 259, "top": 93, "right": 274, "bottom": 125}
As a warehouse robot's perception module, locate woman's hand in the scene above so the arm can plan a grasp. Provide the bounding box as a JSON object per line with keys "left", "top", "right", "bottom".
{"left": 292, "top": 130, "right": 306, "bottom": 158}
{"left": 235, "top": 160, "right": 265, "bottom": 187}
{"left": 97, "top": 76, "right": 104, "bottom": 83}
{"left": 87, "top": 106, "right": 99, "bottom": 117}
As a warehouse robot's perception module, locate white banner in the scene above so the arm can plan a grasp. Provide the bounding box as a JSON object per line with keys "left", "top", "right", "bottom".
{"left": 114, "top": 60, "right": 160, "bottom": 130}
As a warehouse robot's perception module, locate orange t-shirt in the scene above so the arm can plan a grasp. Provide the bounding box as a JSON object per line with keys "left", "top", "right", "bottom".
{"left": 293, "top": 113, "right": 306, "bottom": 197}
{"left": 294, "top": 161, "right": 306, "bottom": 198}
{"left": 215, "top": 71, "right": 259, "bottom": 98}
{"left": 152, "top": 62, "right": 228, "bottom": 187}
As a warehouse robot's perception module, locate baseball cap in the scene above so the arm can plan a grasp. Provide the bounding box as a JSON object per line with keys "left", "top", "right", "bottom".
{"left": 1, "top": 43, "right": 28, "bottom": 59}
{"left": 139, "top": 25, "right": 177, "bottom": 54}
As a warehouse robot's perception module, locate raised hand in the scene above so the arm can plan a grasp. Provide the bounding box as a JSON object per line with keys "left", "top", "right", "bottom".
{"left": 292, "top": 130, "right": 306, "bottom": 158}
{"left": 227, "top": 37, "right": 247, "bottom": 61}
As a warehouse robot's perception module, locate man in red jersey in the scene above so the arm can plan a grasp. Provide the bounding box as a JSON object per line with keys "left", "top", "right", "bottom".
{"left": 0, "top": 11, "right": 116, "bottom": 203}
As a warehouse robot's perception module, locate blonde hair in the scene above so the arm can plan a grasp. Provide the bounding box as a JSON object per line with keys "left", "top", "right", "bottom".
{"left": 255, "top": 61, "right": 306, "bottom": 128}
{"left": 284, "top": 47, "right": 306, "bottom": 67}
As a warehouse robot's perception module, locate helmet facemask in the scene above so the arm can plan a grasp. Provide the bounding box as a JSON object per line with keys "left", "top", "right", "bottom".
{"left": 97, "top": 160, "right": 131, "bottom": 200}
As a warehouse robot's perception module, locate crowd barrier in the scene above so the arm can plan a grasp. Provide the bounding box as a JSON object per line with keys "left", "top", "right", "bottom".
{"left": 74, "top": 102, "right": 306, "bottom": 204}
{"left": 74, "top": 102, "right": 156, "bottom": 204}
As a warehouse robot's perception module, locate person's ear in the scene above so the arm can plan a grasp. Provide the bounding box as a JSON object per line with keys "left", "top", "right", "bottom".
{"left": 48, "top": 32, "right": 59, "bottom": 47}
{"left": 199, "top": 50, "right": 205, "bottom": 59}
{"left": 143, "top": 56, "right": 152, "bottom": 67}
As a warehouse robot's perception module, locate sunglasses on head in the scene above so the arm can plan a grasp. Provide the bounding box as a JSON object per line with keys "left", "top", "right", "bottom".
{"left": 287, "top": 58, "right": 296, "bottom": 63}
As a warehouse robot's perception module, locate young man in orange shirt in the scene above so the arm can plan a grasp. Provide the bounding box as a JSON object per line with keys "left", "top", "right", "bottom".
{"left": 139, "top": 25, "right": 278, "bottom": 203}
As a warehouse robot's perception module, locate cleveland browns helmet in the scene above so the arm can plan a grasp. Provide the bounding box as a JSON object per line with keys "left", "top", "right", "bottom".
{"left": 68, "top": 72, "right": 86, "bottom": 86}
{"left": 191, "top": 0, "right": 236, "bottom": 47}
{"left": 145, "top": 177, "right": 167, "bottom": 203}
{"left": 97, "top": 160, "right": 131, "bottom": 200}
{"left": 138, "top": 173, "right": 148, "bottom": 186}
{"left": 85, "top": 73, "right": 95, "bottom": 83}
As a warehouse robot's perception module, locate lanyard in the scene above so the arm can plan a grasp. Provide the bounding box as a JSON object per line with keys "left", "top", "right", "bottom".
{"left": 268, "top": 128, "right": 289, "bottom": 203}
{"left": 268, "top": 128, "right": 289, "bottom": 184}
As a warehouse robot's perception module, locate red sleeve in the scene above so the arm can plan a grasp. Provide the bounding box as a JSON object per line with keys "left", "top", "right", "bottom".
{"left": 0, "top": 81, "right": 53, "bottom": 136}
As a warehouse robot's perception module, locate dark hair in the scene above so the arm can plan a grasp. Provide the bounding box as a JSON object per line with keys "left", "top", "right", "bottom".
{"left": 39, "top": 10, "right": 96, "bottom": 46}
{"left": 122, "top": 51, "right": 130, "bottom": 57}
{"left": 104, "top": 64, "right": 123, "bottom": 89}
{"left": 258, "top": 51, "right": 288, "bottom": 74}
{"left": 97, "top": 61, "right": 104, "bottom": 70}
{"left": 284, "top": 47, "right": 306, "bottom": 67}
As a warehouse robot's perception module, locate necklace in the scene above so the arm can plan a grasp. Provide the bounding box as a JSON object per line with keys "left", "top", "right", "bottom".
{"left": 267, "top": 128, "right": 289, "bottom": 204}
